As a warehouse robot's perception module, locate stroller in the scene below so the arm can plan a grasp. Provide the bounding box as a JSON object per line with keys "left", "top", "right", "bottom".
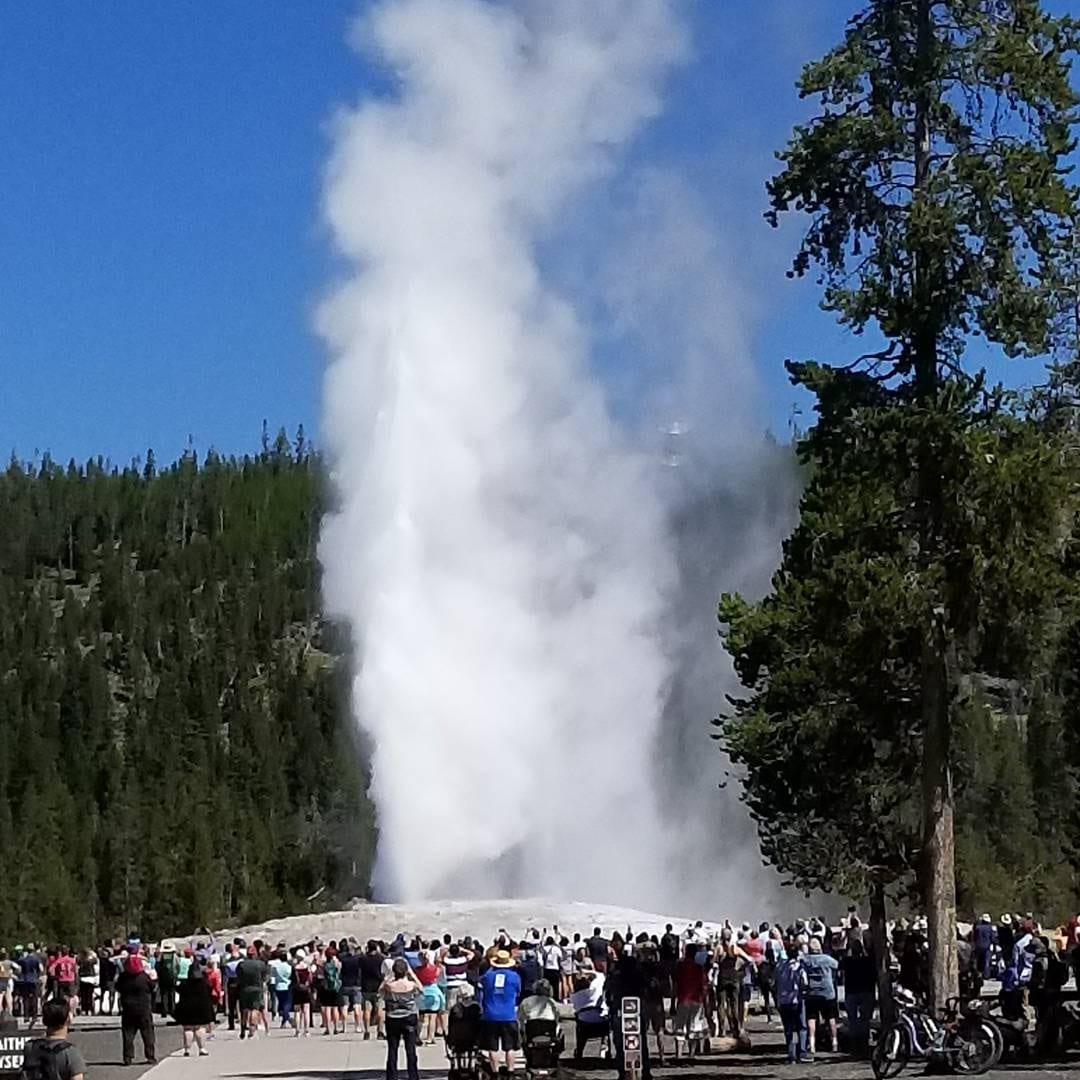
{"left": 523, "top": 1018, "right": 563, "bottom": 1080}
{"left": 447, "top": 1000, "right": 485, "bottom": 1080}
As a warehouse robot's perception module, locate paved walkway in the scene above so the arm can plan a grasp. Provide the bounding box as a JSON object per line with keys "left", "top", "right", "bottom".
{"left": 63, "top": 1011, "right": 1080, "bottom": 1080}
{"left": 152, "top": 1025, "right": 447, "bottom": 1080}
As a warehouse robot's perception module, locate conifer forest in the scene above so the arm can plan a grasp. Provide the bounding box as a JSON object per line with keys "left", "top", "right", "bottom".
{"left": 0, "top": 429, "right": 375, "bottom": 943}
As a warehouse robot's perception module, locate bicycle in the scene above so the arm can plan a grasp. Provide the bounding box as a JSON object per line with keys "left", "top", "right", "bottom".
{"left": 871, "top": 987, "right": 998, "bottom": 1078}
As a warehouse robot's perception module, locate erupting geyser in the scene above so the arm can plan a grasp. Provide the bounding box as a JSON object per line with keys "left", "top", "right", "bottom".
{"left": 317, "top": 0, "right": 786, "bottom": 913}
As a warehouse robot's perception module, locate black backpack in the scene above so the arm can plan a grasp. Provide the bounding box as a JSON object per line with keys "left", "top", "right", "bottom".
{"left": 19, "top": 1040, "right": 70, "bottom": 1080}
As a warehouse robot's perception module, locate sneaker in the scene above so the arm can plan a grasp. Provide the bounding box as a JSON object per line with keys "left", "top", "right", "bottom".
{"left": 184, "top": 1051, "right": 190, "bottom": 1058}
{"left": 199, "top": 1050, "right": 209, "bottom": 1057}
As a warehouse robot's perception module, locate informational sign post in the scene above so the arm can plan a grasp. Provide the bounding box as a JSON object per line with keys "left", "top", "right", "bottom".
{"left": 621, "top": 996, "right": 642, "bottom": 1080}
{"left": 0, "top": 1019, "right": 28, "bottom": 1076}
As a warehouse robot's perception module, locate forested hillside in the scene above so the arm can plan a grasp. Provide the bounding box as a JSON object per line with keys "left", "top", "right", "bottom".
{"left": 0, "top": 429, "right": 374, "bottom": 943}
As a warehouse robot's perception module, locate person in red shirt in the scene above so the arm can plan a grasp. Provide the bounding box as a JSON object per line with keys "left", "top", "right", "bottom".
{"left": 205, "top": 957, "right": 222, "bottom": 1039}
{"left": 414, "top": 950, "right": 445, "bottom": 1045}
{"left": 673, "top": 944, "right": 707, "bottom": 1061}
{"left": 54, "top": 948, "right": 79, "bottom": 1019}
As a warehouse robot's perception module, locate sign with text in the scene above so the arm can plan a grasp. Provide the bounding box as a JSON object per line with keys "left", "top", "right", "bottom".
{"left": 621, "top": 996, "right": 642, "bottom": 1076}
{"left": 0, "top": 1025, "right": 28, "bottom": 1075}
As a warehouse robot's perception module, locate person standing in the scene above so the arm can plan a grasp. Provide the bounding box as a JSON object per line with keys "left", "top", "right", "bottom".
{"left": 235, "top": 946, "right": 268, "bottom": 1040}
{"left": 17, "top": 945, "right": 42, "bottom": 1027}
{"left": 291, "top": 950, "right": 314, "bottom": 1037}
{"left": 19, "top": 1000, "right": 85, "bottom": 1080}
{"left": 156, "top": 944, "right": 178, "bottom": 1018}
{"left": 478, "top": 950, "right": 522, "bottom": 1074}
{"left": 715, "top": 932, "right": 751, "bottom": 1038}
{"left": 0, "top": 950, "right": 14, "bottom": 1018}
{"left": 53, "top": 949, "right": 78, "bottom": 1020}
{"left": 116, "top": 954, "right": 156, "bottom": 1066}
{"left": 205, "top": 956, "right": 222, "bottom": 1038}
{"left": 672, "top": 944, "right": 706, "bottom": 1061}
{"left": 320, "top": 946, "right": 344, "bottom": 1036}
{"left": 587, "top": 930, "right": 610, "bottom": 974}
{"left": 379, "top": 958, "right": 423, "bottom": 1080}
{"left": 339, "top": 943, "right": 362, "bottom": 1034}
{"left": 76, "top": 950, "right": 98, "bottom": 1018}
{"left": 775, "top": 942, "right": 807, "bottom": 1065}
{"left": 175, "top": 962, "right": 214, "bottom": 1057}
{"left": 801, "top": 937, "right": 838, "bottom": 1058}
{"left": 415, "top": 951, "right": 444, "bottom": 1045}
{"left": 223, "top": 942, "right": 242, "bottom": 1032}
{"left": 973, "top": 915, "right": 996, "bottom": 981}
{"left": 839, "top": 937, "right": 876, "bottom": 1053}
{"left": 98, "top": 945, "right": 117, "bottom": 1016}
{"left": 605, "top": 941, "right": 653, "bottom": 1080}
{"left": 270, "top": 951, "right": 293, "bottom": 1029}
{"left": 360, "top": 941, "right": 386, "bottom": 1039}
{"left": 541, "top": 938, "right": 563, "bottom": 1002}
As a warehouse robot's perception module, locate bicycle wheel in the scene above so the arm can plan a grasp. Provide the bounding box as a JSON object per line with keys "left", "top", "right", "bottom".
{"left": 872, "top": 1022, "right": 911, "bottom": 1080}
{"left": 949, "top": 1022, "right": 997, "bottom": 1075}
{"left": 978, "top": 1019, "right": 1005, "bottom": 1068}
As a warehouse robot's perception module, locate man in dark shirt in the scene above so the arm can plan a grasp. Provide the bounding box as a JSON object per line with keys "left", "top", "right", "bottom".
{"left": 116, "top": 955, "right": 155, "bottom": 1065}
{"left": 839, "top": 939, "right": 876, "bottom": 1052}
{"left": 587, "top": 930, "right": 610, "bottom": 973}
{"left": 22, "top": 1000, "right": 85, "bottom": 1080}
{"left": 359, "top": 942, "right": 385, "bottom": 1039}
{"left": 235, "top": 947, "right": 268, "bottom": 1039}
{"left": 17, "top": 946, "right": 42, "bottom": 1027}
{"left": 340, "top": 943, "right": 363, "bottom": 1033}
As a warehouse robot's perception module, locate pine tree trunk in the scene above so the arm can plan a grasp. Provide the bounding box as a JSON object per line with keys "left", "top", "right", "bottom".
{"left": 913, "top": 0, "right": 959, "bottom": 1014}
{"left": 870, "top": 879, "right": 894, "bottom": 1025}
{"left": 922, "top": 631, "right": 958, "bottom": 1012}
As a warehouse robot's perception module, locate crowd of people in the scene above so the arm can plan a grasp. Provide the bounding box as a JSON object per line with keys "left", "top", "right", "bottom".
{"left": 5, "top": 907, "right": 1080, "bottom": 1078}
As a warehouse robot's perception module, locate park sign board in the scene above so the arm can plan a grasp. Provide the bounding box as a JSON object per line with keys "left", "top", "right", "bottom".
{"left": 621, "top": 996, "right": 641, "bottom": 1078}
{"left": 0, "top": 1020, "right": 28, "bottom": 1074}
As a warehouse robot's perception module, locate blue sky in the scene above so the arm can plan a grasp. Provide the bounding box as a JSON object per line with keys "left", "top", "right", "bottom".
{"left": 0, "top": 1, "right": 1072, "bottom": 466}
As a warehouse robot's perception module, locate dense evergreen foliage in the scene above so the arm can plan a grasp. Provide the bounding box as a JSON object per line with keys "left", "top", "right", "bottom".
{"left": 719, "top": 0, "right": 1080, "bottom": 1009}
{"left": 0, "top": 430, "right": 375, "bottom": 944}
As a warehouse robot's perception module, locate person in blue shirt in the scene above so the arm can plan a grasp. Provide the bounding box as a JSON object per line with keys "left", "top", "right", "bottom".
{"left": 478, "top": 951, "right": 522, "bottom": 1073}
{"left": 774, "top": 943, "right": 807, "bottom": 1064}
{"left": 973, "top": 915, "right": 996, "bottom": 980}
{"left": 801, "top": 937, "right": 839, "bottom": 1057}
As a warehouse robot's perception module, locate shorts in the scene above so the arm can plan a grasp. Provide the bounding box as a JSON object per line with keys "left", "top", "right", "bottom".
{"left": 57, "top": 982, "right": 76, "bottom": 998}
{"left": 479, "top": 1020, "right": 520, "bottom": 1052}
{"left": 239, "top": 987, "right": 264, "bottom": 1010}
{"left": 342, "top": 986, "right": 363, "bottom": 1008}
{"left": 645, "top": 1000, "right": 666, "bottom": 1033}
{"left": 420, "top": 984, "right": 445, "bottom": 1014}
{"left": 673, "top": 1003, "right": 707, "bottom": 1037}
{"left": 319, "top": 988, "right": 343, "bottom": 1008}
{"left": 362, "top": 990, "right": 380, "bottom": 1006}
{"left": 804, "top": 996, "right": 838, "bottom": 1023}
{"left": 293, "top": 988, "right": 311, "bottom": 1006}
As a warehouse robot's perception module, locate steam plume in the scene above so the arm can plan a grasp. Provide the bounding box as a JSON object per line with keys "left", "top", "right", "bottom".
{"left": 318, "top": 0, "right": 786, "bottom": 912}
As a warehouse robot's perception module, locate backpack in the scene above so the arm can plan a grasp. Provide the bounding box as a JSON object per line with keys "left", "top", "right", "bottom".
{"left": 323, "top": 960, "right": 342, "bottom": 993}
{"left": 19, "top": 1040, "right": 70, "bottom": 1080}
